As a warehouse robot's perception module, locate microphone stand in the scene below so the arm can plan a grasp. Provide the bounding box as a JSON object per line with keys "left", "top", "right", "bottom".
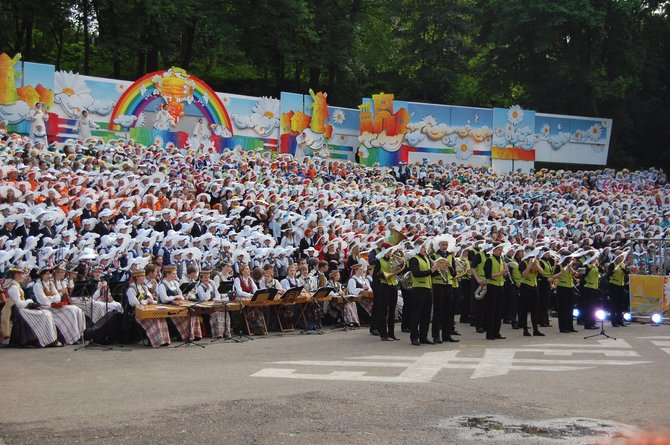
{"left": 75, "top": 274, "right": 113, "bottom": 351}
{"left": 301, "top": 290, "right": 324, "bottom": 335}
{"left": 230, "top": 297, "right": 254, "bottom": 341}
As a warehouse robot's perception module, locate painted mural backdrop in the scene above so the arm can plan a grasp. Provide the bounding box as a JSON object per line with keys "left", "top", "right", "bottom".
{"left": 0, "top": 53, "right": 613, "bottom": 167}
{"left": 280, "top": 90, "right": 358, "bottom": 161}
{"left": 357, "top": 93, "right": 493, "bottom": 167}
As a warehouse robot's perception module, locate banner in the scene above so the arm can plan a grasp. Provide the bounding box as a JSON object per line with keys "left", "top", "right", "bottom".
{"left": 629, "top": 274, "right": 669, "bottom": 316}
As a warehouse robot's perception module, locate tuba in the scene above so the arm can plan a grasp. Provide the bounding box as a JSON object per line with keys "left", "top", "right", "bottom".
{"left": 382, "top": 250, "right": 407, "bottom": 282}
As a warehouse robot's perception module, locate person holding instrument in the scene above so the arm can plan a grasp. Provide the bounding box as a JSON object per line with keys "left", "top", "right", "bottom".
{"left": 1, "top": 267, "right": 59, "bottom": 347}
{"left": 551, "top": 255, "right": 578, "bottom": 333}
{"left": 126, "top": 269, "right": 170, "bottom": 347}
{"left": 483, "top": 243, "right": 508, "bottom": 340}
{"left": 156, "top": 265, "right": 202, "bottom": 341}
{"left": 32, "top": 267, "right": 86, "bottom": 345}
{"left": 196, "top": 270, "right": 230, "bottom": 339}
{"left": 409, "top": 239, "right": 437, "bottom": 346}
{"left": 518, "top": 248, "right": 545, "bottom": 337}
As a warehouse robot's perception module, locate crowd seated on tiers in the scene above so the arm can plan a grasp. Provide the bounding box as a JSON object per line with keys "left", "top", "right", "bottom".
{"left": 0, "top": 131, "right": 668, "bottom": 347}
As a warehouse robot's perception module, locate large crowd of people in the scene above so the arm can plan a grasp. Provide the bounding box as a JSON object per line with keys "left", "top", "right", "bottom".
{"left": 0, "top": 131, "right": 668, "bottom": 348}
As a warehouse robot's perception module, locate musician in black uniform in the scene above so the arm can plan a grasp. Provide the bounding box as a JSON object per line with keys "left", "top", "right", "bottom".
{"left": 408, "top": 239, "right": 437, "bottom": 346}
{"left": 483, "top": 243, "right": 508, "bottom": 340}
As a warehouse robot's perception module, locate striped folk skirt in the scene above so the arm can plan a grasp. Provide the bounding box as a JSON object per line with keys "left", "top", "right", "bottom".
{"left": 136, "top": 317, "right": 170, "bottom": 347}
{"left": 71, "top": 298, "right": 124, "bottom": 324}
{"left": 209, "top": 312, "right": 231, "bottom": 338}
{"left": 169, "top": 316, "right": 203, "bottom": 341}
{"left": 17, "top": 307, "right": 58, "bottom": 347}
{"left": 49, "top": 305, "right": 86, "bottom": 345}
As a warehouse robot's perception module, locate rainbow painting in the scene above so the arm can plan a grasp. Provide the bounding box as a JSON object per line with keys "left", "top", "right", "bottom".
{"left": 108, "top": 70, "right": 232, "bottom": 133}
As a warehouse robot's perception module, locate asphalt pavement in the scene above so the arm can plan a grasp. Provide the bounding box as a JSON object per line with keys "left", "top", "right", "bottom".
{"left": 1, "top": 321, "right": 669, "bottom": 444}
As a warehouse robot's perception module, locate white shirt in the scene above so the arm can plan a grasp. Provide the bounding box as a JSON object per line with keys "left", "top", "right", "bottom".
{"left": 32, "top": 280, "right": 61, "bottom": 306}
{"left": 156, "top": 279, "right": 182, "bottom": 303}
{"left": 233, "top": 276, "right": 257, "bottom": 299}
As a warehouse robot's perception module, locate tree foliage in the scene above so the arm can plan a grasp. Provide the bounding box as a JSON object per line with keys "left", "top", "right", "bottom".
{"left": 0, "top": 0, "right": 668, "bottom": 168}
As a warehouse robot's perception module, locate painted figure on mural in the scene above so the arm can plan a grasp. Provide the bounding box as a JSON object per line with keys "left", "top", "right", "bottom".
{"left": 75, "top": 110, "right": 100, "bottom": 141}
{"left": 30, "top": 102, "right": 49, "bottom": 143}
{"left": 153, "top": 103, "right": 176, "bottom": 131}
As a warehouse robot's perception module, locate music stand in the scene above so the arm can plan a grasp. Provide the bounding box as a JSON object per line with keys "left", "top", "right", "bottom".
{"left": 175, "top": 301, "right": 206, "bottom": 348}
{"left": 73, "top": 280, "right": 112, "bottom": 351}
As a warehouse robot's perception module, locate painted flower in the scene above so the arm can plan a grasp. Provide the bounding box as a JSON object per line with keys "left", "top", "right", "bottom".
{"left": 55, "top": 71, "right": 91, "bottom": 96}
{"left": 541, "top": 123, "right": 551, "bottom": 137}
{"left": 588, "top": 124, "right": 603, "bottom": 141}
{"left": 455, "top": 141, "right": 473, "bottom": 160}
{"left": 421, "top": 115, "right": 438, "bottom": 127}
{"left": 253, "top": 96, "right": 280, "bottom": 120}
{"left": 507, "top": 105, "right": 524, "bottom": 125}
{"left": 331, "top": 108, "right": 346, "bottom": 125}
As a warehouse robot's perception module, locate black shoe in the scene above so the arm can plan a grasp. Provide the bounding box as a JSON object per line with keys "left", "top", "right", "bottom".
{"left": 619, "top": 323, "right": 627, "bottom": 327}
{"left": 569, "top": 328, "right": 578, "bottom": 332}
{"left": 495, "top": 334, "right": 506, "bottom": 339}
{"left": 445, "top": 337, "right": 460, "bottom": 342}
{"left": 476, "top": 328, "right": 485, "bottom": 333}
{"left": 560, "top": 329, "right": 570, "bottom": 333}
{"left": 381, "top": 337, "right": 394, "bottom": 341}
{"left": 390, "top": 335, "right": 400, "bottom": 341}
{"left": 411, "top": 339, "right": 421, "bottom": 346}
{"left": 401, "top": 327, "right": 411, "bottom": 333}
{"left": 511, "top": 322, "right": 519, "bottom": 329}
{"left": 486, "top": 336, "right": 496, "bottom": 340}
{"left": 433, "top": 337, "right": 443, "bottom": 344}
{"left": 450, "top": 331, "right": 461, "bottom": 336}
{"left": 420, "top": 339, "right": 435, "bottom": 345}
{"left": 533, "top": 331, "right": 545, "bottom": 336}
{"left": 523, "top": 330, "right": 531, "bottom": 337}
{"left": 370, "top": 329, "right": 380, "bottom": 336}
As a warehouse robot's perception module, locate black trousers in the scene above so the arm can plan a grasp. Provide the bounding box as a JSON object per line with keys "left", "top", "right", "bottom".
{"left": 556, "top": 286, "right": 574, "bottom": 331}
{"left": 609, "top": 283, "right": 626, "bottom": 325}
{"left": 519, "top": 284, "right": 539, "bottom": 331}
{"left": 431, "top": 284, "right": 454, "bottom": 338}
{"left": 369, "top": 282, "right": 380, "bottom": 332}
{"left": 410, "top": 287, "right": 432, "bottom": 342}
{"left": 400, "top": 287, "right": 412, "bottom": 331}
{"left": 485, "top": 284, "right": 504, "bottom": 339}
{"left": 459, "top": 279, "right": 471, "bottom": 322}
{"left": 503, "top": 281, "right": 519, "bottom": 323}
{"left": 372, "top": 283, "right": 398, "bottom": 338}
{"left": 537, "top": 279, "right": 551, "bottom": 326}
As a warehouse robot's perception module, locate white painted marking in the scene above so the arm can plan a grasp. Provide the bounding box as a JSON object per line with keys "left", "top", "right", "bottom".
{"left": 529, "top": 339, "right": 631, "bottom": 348}
{"left": 253, "top": 346, "right": 651, "bottom": 383}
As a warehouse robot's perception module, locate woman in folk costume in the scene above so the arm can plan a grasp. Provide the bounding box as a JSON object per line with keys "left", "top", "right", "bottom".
{"left": 126, "top": 269, "right": 170, "bottom": 347}
{"left": 196, "top": 270, "right": 230, "bottom": 339}
{"left": 347, "top": 263, "right": 371, "bottom": 321}
{"left": 29, "top": 102, "right": 49, "bottom": 144}
{"left": 234, "top": 263, "right": 266, "bottom": 334}
{"left": 329, "top": 269, "right": 360, "bottom": 327}
{"left": 1, "top": 267, "right": 60, "bottom": 347}
{"left": 32, "top": 268, "right": 86, "bottom": 345}
{"left": 156, "top": 265, "right": 202, "bottom": 341}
